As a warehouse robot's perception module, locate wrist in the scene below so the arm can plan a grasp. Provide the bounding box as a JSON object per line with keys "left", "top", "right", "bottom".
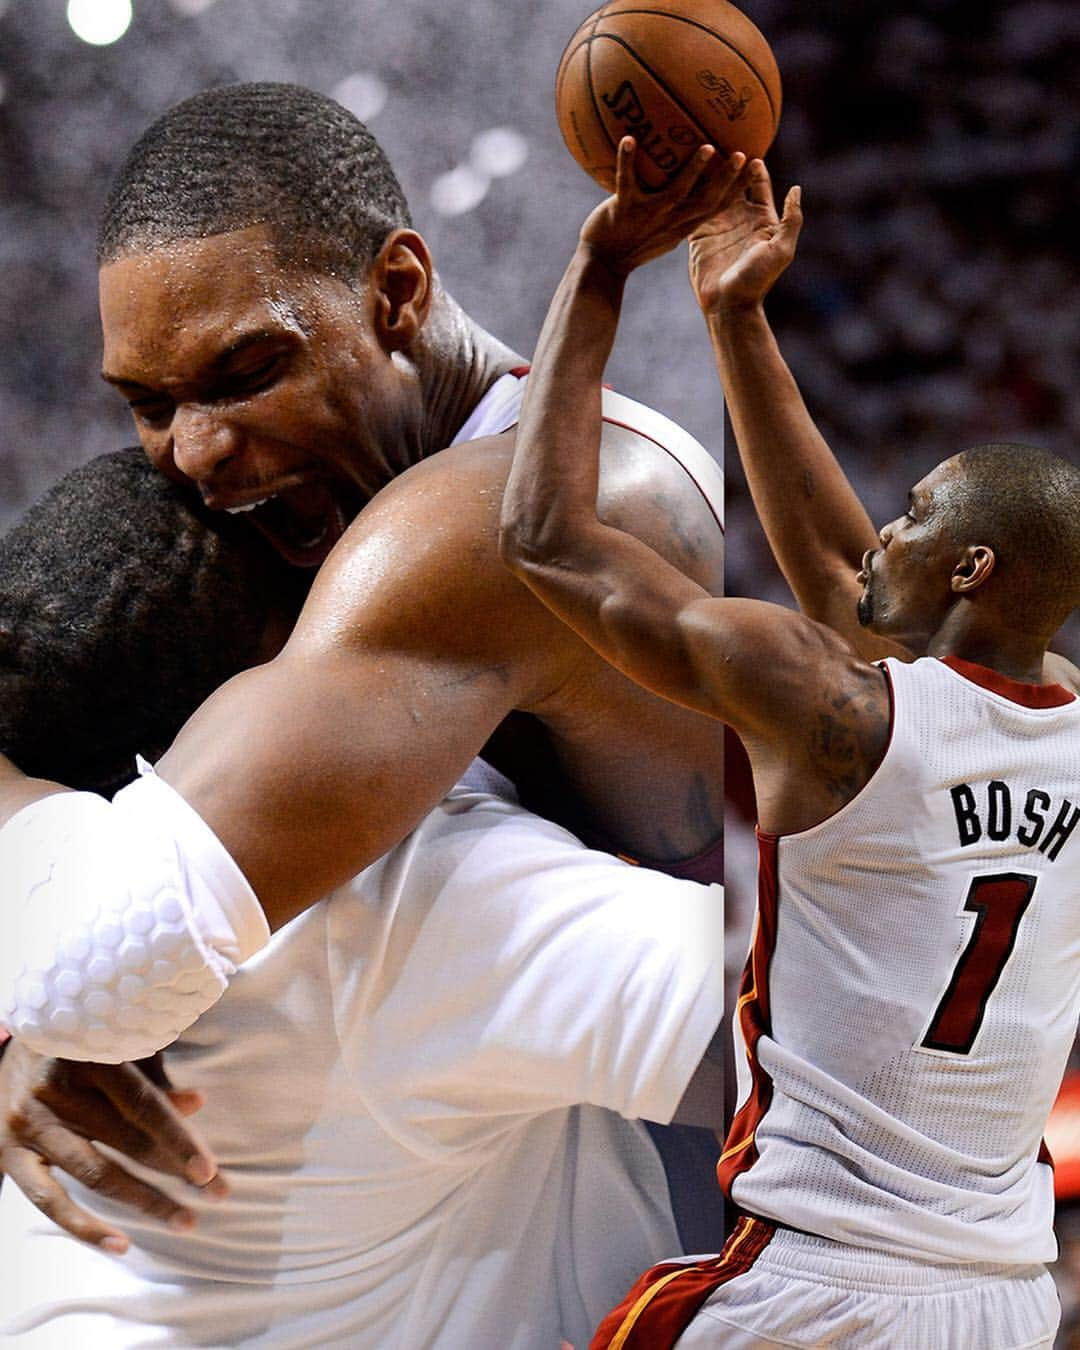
{"left": 702, "top": 301, "right": 772, "bottom": 342}
{"left": 701, "top": 297, "right": 768, "bottom": 329}
{"left": 575, "top": 238, "right": 633, "bottom": 290}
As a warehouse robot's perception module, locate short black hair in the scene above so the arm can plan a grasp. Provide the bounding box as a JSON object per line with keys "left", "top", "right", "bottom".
{"left": 0, "top": 449, "right": 307, "bottom": 796}
{"left": 98, "top": 82, "right": 412, "bottom": 282}
{"left": 942, "top": 443, "right": 1080, "bottom": 634}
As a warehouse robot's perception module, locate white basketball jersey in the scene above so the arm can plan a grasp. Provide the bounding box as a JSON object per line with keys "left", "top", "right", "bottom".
{"left": 723, "top": 655, "right": 1080, "bottom": 1264}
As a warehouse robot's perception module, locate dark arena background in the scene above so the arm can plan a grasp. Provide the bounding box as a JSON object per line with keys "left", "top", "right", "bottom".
{"left": 2, "top": 0, "right": 1079, "bottom": 1337}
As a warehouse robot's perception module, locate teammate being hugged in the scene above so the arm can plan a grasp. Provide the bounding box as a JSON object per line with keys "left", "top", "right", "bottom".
{"left": 501, "top": 136, "right": 1080, "bottom": 1349}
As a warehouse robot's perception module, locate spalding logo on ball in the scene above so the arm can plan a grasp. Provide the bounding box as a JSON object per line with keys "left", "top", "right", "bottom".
{"left": 555, "top": 0, "right": 782, "bottom": 191}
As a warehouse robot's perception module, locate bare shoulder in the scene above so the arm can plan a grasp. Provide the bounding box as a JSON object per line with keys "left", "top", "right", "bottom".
{"left": 683, "top": 599, "right": 885, "bottom": 725}
{"left": 315, "top": 415, "right": 725, "bottom": 610}
{"left": 593, "top": 416, "right": 725, "bottom": 593}
{"left": 291, "top": 435, "right": 579, "bottom": 702}
{"left": 289, "top": 427, "right": 730, "bottom": 859}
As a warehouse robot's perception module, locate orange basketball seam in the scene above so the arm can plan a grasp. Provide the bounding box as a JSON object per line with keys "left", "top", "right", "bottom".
{"left": 590, "top": 7, "right": 779, "bottom": 127}
{"left": 583, "top": 25, "right": 619, "bottom": 161}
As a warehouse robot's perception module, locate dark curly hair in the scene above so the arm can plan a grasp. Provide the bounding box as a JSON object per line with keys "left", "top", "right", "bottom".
{"left": 0, "top": 449, "right": 307, "bottom": 796}
{"left": 98, "top": 82, "right": 412, "bottom": 282}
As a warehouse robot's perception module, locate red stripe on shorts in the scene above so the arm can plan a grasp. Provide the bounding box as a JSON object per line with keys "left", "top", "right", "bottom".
{"left": 588, "top": 1215, "right": 775, "bottom": 1349}
{"left": 716, "top": 833, "right": 781, "bottom": 1195}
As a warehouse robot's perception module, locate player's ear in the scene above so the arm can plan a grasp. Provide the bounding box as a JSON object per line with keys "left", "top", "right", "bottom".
{"left": 951, "top": 544, "right": 995, "bottom": 594}
{"left": 371, "top": 229, "right": 433, "bottom": 351}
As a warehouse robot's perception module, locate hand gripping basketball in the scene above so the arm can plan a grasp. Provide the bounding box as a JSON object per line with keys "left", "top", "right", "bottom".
{"left": 579, "top": 137, "right": 749, "bottom": 279}
{"left": 556, "top": 0, "right": 782, "bottom": 193}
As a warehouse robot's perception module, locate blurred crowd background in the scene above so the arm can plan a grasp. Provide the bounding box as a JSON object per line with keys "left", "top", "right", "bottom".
{"left": 2, "top": 0, "right": 1078, "bottom": 1334}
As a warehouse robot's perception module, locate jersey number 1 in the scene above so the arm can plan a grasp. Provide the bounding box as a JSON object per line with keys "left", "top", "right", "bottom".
{"left": 920, "top": 872, "right": 1038, "bottom": 1056}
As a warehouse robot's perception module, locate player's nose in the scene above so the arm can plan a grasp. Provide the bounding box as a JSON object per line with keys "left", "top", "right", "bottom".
{"left": 170, "top": 404, "right": 243, "bottom": 483}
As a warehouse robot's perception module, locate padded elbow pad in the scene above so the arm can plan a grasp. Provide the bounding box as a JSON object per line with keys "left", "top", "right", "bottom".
{"left": 1, "top": 771, "right": 268, "bottom": 1063}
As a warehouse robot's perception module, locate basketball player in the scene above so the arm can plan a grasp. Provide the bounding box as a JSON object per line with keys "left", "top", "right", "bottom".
{"left": 499, "top": 137, "right": 1080, "bottom": 1347}
{"left": 0, "top": 81, "right": 737, "bottom": 1250}
{"left": 0, "top": 450, "right": 724, "bottom": 1348}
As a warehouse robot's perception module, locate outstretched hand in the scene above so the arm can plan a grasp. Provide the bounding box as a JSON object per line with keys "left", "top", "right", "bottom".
{"left": 579, "top": 136, "right": 749, "bottom": 278}
{"left": 688, "top": 158, "right": 802, "bottom": 315}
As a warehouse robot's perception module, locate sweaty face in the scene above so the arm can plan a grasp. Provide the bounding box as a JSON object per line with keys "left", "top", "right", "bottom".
{"left": 855, "top": 461, "right": 964, "bottom": 651}
{"left": 99, "top": 226, "right": 415, "bottom": 568}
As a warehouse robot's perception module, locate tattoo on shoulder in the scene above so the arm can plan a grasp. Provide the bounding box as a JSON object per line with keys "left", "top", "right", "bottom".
{"left": 646, "top": 772, "right": 722, "bottom": 863}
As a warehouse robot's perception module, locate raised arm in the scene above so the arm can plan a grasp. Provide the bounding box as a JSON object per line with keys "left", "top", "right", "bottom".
{"left": 500, "top": 140, "right": 892, "bottom": 831}
{"left": 501, "top": 141, "right": 749, "bottom": 712}
{"left": 687, "top": 161, "right": 908, "bottom": 662}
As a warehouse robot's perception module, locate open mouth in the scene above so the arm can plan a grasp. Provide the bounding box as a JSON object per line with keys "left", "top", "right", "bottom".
{"left": 228, "top": 480, "right": 350, "bottom": 569}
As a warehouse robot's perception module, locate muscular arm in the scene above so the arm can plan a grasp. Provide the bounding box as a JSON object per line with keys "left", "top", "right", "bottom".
{"left": 1, "top": 453, "right": 590, "bottom": 1061}
{"left": 501, "top": 141, "right": 891, "bottom": 829}
{"left": 688, "top": 162, "right": 909, "bottom": 662}
{"left": 501, "top": 144, "right": 745, "bottom": 713}
{"left": 154, "top": 458, "right": 580, "bottom": 928}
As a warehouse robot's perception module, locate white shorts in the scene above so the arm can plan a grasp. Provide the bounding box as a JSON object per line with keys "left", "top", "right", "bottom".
{"left": 677, "top": 1225, "right": 1059, "bottom": 1349}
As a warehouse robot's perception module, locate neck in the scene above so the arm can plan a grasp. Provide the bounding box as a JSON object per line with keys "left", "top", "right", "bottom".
{"left": 412, "top": 281, "right": 523, "bottom": 460}
{"left": 924, "top": 607, "right": 1050, "bottom": 685}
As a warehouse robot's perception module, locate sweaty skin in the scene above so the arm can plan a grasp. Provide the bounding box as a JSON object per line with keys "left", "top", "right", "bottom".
{"left": 151, "top": 425, "right": 727, "bottom": 920}
{"left": 76, "top": 223, "right": 732, "bottom": 922}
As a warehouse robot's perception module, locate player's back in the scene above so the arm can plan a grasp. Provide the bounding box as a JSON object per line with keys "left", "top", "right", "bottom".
{"left": 724, "top": 654, "right": 1080, "bottom": 1262}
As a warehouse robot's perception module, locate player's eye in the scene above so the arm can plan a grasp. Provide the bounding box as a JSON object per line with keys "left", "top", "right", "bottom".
{"left": 220, "top": 356, "right": 281, "bottom": 398}
{"left": 129, "top": 397, "right": 174, "bottom": 427}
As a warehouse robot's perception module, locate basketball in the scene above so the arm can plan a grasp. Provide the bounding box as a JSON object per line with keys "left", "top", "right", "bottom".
{"left": 555, "top": 0, "right": 781, "bottom": 192}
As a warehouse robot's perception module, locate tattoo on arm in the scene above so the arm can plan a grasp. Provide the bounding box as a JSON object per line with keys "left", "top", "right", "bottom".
{"left": 812, "top": 683, "right": 890, "bottom": 804}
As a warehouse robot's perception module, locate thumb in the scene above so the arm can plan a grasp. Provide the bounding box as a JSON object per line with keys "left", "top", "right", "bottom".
{"left": 778, "top": 185, "right": 803, "bottom": 246}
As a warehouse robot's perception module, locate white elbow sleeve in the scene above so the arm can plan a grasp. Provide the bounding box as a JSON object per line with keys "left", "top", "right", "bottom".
{"left": 0, "top": 767, "right": 269, "bottom": 1063}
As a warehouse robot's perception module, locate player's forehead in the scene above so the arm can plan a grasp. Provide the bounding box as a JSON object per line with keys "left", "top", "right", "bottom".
{"left": 911, "top": 458, "right": 962, "bottom": 511}
{"left": 98, "top": 226, "right": 318, "bottom": 381}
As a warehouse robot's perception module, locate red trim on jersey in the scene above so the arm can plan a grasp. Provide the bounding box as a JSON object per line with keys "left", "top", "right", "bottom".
{"left": 716, "top": 834, "right": 780, "bottom": 1196}
{"left": 508, "top": 365, "right": 531, "bottom": 378}
{"left": 589, "top": 1216, "right": 775, "bottom": 1350}
{"left": 940, "top": 656, "right": 1075, "bottom": 708}
{"left": 599, "top": 414, "right": 725, "bottom": 535}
